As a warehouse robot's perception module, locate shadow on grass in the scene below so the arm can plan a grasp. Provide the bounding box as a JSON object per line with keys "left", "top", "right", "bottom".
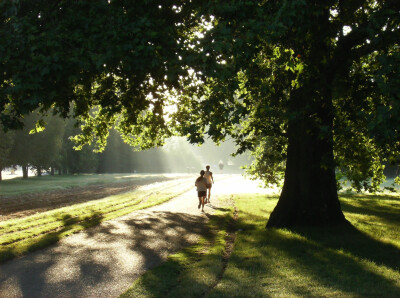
{"left": 122, "top": 211, "right": 216, "bottom": 271}
{"left": 206, "top": 204, "right": 231, "bottom": 212}
{"left": 340, "top": 196, "right": 400, "bottom": 225}
{"left": 0, "top": 175, "right": 177, "bottom": 219}
{"left": 291, "top": 224, "right": 400, "bottom": 270}
{"left": 279, "top": 224, "right": 400, "bottom": 296}
{"left": 0, "top": 211, "right": 104, "bottom": 264}
{"left": 207, "top": 218, "right": 400, "bottom": 297}
{"left": 340, "top": 193, "right": 400, "bottom": 201}
{"left": 0, "top": 210, "right": 223, "bottom": 297}
{"left": 206, "top": 194, "right": 400, "bottom": 297}
{"left": 121, "top": 211, "right": 233, "bottom": 298}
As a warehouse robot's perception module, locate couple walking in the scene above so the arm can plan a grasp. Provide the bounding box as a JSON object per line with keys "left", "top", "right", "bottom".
{"left": 195, "top": 165, "right": 214, "bottom": 212}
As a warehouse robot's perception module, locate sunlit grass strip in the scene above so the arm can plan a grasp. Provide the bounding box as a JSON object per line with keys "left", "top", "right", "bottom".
{"left": 0, "top": 180, "right": 191, "bottom": 241}
{"left": 339, "top": 193, "right": 400, "bottom": 248}
{"left": 0, "top": 179, "right": 193, "bottom": 264}
{"left": 121, "top": 197, "right": 235, "bottom": 298}
{"left": 0, "top": 179, "right": 189, "bottom": 234}
{"left": 0, "top": 180, "right": 188, "bottom": 233}
{"left": 0, "top": 173, "right": 182, "bottom": 196}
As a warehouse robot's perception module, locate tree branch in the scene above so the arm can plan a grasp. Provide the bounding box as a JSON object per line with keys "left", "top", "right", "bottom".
{"left": 330, "top": 0, "right": 400, "bottom": 75}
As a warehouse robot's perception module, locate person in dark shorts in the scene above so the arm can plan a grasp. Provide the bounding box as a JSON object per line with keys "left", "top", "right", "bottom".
{"left": 204, "top": 165, "right": 214, "bottom": 203}
{"left": 195, "top": 170, "right": 207, "bottom": 212}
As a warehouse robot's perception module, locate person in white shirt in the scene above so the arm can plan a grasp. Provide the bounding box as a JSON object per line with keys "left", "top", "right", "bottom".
{"left": 203, "top": 165, "right": 214, "bottom": 203}
{"left": 195, "top": 170, "right": 207, "bottom": 212}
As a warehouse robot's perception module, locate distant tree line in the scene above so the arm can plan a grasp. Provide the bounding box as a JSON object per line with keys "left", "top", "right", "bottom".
{"left": 0, "top": 113, "right": 206, "bottom": 181}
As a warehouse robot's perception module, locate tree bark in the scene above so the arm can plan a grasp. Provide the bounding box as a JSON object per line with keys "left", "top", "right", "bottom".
{"left": 37, "top": 166, "right": 42, "bottom": 176}
{"left": 22, "top": 165, "right": 28, "bottom": 179}
{"left": 0, "top": 169, "right": 2, "bottom": 182}
{"left": 267, "top": 86, "right": 348, "bottom": 228}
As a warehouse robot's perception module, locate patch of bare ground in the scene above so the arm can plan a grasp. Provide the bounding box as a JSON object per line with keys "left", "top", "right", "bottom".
{"left": 0, "top": 177, "right": 173, "bottom": 221}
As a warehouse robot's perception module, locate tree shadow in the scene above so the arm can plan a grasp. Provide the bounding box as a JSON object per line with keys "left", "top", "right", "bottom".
{"left": 201, "top": 200, "right": 400, "bottom": 297}
{"left": 0, "top": 210, "right": 213, "bottom": 297}
{"left": 340, "top": 197, "right": 400, "bottom": 226}
{"left": 340, "top": 193, "right": 400, "bottom": 202}
{"left": 208, "top": 216, "right": 400, "bottom": 297}
{"left": 205, "top": 204, "right": 231, "bottom": 212}
{"left": 265, "top": 224, "right": 400, "bottom": 296}
{"left": 122, "top": 212, "right": 211, "bottom": 270}
{"left": 0, "top": 176, "right": 176, "bottom": 220}
{"left": 121, "top": 211, "right": 233, "bottom": 297}
{"left": 0, "top": 211, "right": 104, "bottom": 264}
{"left": 290, "top": 223, "right": 400, "bottom": 272}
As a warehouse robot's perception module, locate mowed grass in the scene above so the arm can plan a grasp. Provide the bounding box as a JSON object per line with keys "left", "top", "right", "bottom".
{"left": 123, "top": 193, "right": 400, "bottom": 297}
{"left": 0, "top": 178, "right": 194, "bottom": 264}
{"left": 0, "top": 173, "right": 185, "bottom": 196}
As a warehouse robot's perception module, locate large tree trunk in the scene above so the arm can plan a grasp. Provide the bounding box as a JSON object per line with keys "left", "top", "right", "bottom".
{"left": 267, "top": 86, "right": 348, "bottom": 228}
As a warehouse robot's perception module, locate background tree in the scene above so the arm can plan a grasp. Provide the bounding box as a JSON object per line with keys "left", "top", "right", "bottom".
{"left": 59, "top": 117, "right": 99, "bottom": 174}
{"left": 1, "top": 1, "right": 399, "bottom": 227}
{"left": 97, "top": 129, "right": 126, "bottom": 173}
{"left": 9, "top": 114, "right": 38, "bottom": 178}
{"left": 0, "top": 124, "right": 14, "bottom": 181}
{"left": 29, "top": 114, "right": 65, "bottom": 176}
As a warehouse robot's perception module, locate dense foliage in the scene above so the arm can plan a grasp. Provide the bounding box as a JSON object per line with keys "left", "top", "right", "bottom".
{"left": 174, "top": 1, "right": 400, "bottom": 193}
{"left": 1, "top": 1, "right": 399, "bottom": 225}
{"left": 1, "top": 0, "right": 201, "bottom": 148}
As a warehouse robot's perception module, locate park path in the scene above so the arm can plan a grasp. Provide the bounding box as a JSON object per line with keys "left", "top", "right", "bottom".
{"left": 0, "top": 175, "right": 273, "bottom": 298}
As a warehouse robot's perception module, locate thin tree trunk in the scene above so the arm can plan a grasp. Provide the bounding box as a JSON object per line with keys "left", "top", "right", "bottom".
{"left": 22, "top": 165, "right": 28, "bottom": 179}
{"left": 267, "top": 87, "right": 347, "bottom": 228}
{"left": 0, "top": 169, "right": 2, "bottom": 182}
{"left": 37, "top": 166, "right": 42, "bottom": 177}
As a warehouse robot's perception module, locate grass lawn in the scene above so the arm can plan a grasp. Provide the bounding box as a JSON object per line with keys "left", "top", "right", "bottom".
{"left": 0, "top": 173, "right": 187, "bottom": 196}
{"left": 122, "top": 193, "right": 400, "bottom": 297}
{"left": 0, "top": 178, "right": 194, "bottom": 264}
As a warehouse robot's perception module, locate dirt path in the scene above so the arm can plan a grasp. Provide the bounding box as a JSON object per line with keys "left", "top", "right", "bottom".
{"left": 0, "top": 175, "right": 271, "bottom": 297}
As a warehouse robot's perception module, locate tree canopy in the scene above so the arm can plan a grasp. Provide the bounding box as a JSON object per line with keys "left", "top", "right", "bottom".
{"left": 1, "top": 0, "right": 399, "bottom": 227}
{"left": 1, "top": 0, "right": 201, "bottom": 147}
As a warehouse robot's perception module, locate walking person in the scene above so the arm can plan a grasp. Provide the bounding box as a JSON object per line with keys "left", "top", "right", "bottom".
{"left": 204, "top": 165, "right": 214, "bottom": 204}
{"left": 195, "top": 170, "right": 207, "bottom": 212}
